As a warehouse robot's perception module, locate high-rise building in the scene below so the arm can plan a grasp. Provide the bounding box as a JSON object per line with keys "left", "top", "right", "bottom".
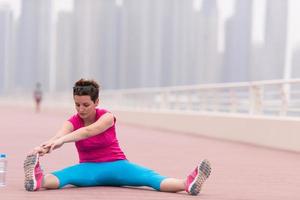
{"left": 250, "top": 44, "right": 265, "bottom": 80}
{"left": 262, "top": 0, "right": 288, "bottom": 80}
{"left": 73, "top": 0, "right": 119, "bottom": 89}
{"left": 160, "top": 0, "right": 176, "bottom": 87}
{"left": 72, "top": 0, "right": 102, "bottom": 85}
{"left": 97, "top": 0, "right": 119, "bottom": 89}
{"left": 139, "top": 0, "right": 163, "bottom": 88}
{"left": 118, "top": 0, "right": 144, "bottom": 89}
{"left": 55, "top": 12, "right": 74, "bottom": 92}
{"left": 161, "top": 0, "right": 191, "bottom": 87}
{"left": 197, "top": 0, "right": 219, "bottom": 83}
{"left": 179, "top": 0, "right": 197, "bottom": 85}
{"left": 291, "top": 47, "right": 300, "bottom": 78}
{"left": 0, "top": 6, "right": 13, "bottom": 94}
{"left": 16, "top": 0, "right": 52, "bottom": 92}
{"left": 223, "top": 0, "right": 253, "bottom": 82}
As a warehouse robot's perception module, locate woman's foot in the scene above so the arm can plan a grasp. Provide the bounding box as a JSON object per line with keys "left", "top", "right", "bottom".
{"left": 185, "top": 159, "right": 211, "bottom": 195}
{"left": 24, "top": 153, "right": 44, "bottom": 191}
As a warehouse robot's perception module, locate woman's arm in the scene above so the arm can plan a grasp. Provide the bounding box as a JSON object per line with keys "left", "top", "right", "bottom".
{"left": 64, "top": 112, "right": 114, "bottom": 143}
{"left": 46, "top": 112, "right": 114, "bottom": 152}
{"left": 43, "top": 121, "right": 74, "bottom": 143}
{"left": 33, "top": 121, "right": 73, "bottom": 155}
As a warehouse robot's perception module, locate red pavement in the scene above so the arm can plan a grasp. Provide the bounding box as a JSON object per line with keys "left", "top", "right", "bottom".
{"left": 0, "top": 105, "right": 300, "bottom": 200}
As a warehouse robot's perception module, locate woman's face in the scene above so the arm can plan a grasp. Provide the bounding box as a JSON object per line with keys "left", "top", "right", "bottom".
{"left": 74, "top": 95, "right": 99, "bottom": 119}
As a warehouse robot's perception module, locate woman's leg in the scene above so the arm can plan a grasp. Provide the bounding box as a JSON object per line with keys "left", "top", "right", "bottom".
{"left": 159, "top": 178, "right": 185, "bottom": 192}
{"left": 24, "top": 153, "right": 101, "bottom": 191}
{"left": 113, "top": 159, "right": 212, "bottom": 195}
{"left": 111, "top": 161, "right": 185, "bottom": 192}
{"left": 50, "top": 163, "right": 106, "bottom": 188}
{"left": 44, "top": 160, "right": 186, "bottom": 192}
{"left": 50, "top": 160, "right": 183, "bottom": 191}
{"left": 41, "top": 172, "right": 184, "bottom": 191}
{"left": 104, "top": 160, "right": 166, "bottom": 190}
{"left": 42, "top": 174, "right": 60, "bottom": 189}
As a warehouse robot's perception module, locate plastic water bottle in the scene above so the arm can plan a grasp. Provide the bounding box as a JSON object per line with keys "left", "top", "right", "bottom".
{"left": 0, "top": 154, "right": 7, "bottom": 187}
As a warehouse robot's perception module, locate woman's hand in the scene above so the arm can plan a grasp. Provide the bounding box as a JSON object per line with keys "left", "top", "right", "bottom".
{"left": 44, "top": 137, "right": 65, "bottom": 153}
{"left": 32, "top": 139, "right": 56, "bottom": 156}
{"left": 40, "top": 140, "right": 53, "bottom": 148}
{"left": 32, "top": 145, "right": 50, "bottom": 156}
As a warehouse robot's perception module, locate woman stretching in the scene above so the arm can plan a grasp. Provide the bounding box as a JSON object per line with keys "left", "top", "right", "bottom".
{"left": 24, "top": 78, "right": 211, "bottom": 195}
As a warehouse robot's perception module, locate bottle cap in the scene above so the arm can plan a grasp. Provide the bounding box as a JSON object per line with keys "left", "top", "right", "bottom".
{"left": 0, "top": 154, "right": 6, "bottom": 158}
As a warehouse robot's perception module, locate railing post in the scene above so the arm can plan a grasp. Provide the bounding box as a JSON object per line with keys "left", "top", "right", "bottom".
{"left": 198, "top": 91, "right": 204, "bottom": 111}
{"left": 250, "top": 85, "right": 263, "bottom": 114}
{"left": 229, "top": 89, "right": 237, "bottom": 113}
{"left": 186, "top": 92, "right": 193, "bottom": 111}
{"left": 174, "top": 93, "right": 179, "bottom": 110}
{"left": 160, "top": 91, "right": 168, "bottom": 110}
{"left": 212, "top": 89, "right": 218, "bottom": 112}
{"left": 280, "top": 83, "right": 289, "bottom": 116}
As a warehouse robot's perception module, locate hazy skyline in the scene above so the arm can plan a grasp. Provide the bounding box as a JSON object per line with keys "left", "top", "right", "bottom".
{"left": 0, "top": 0, "right": 298, "bottom": 94}
{"left": 1, "top": 0, "right": 300, "bottom": 51}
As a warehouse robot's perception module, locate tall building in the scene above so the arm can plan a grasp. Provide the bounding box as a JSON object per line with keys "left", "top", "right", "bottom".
{"left": 55, "top": 12, "right": 74, "bottom": 92}
{"left": 223, "top": 0, "right": 253, "bottom": 82}
{"left": 97, "top": 0, "right": 119, "bottom": 89}
{"left": 160, "top": 0, "right": 177, "bottom": 87}
{"left": 114, "top": 0, "right": 123, "bottom": 89}
{"left": 0, "top": 6, "right": 13, "bottom": 94}
{"left": 197, "top": 0, "right": 219, "bottom": 83}
{"left": 262, "top": 0, "right": 288, "bottom": 80}
{"left": 250, "top": 44, "right": 265, "bottom": 80}
{"left": 177, "top": 0, "right": 201, "bottom": 85}
{"left": 73, "top": 0, "right": 119, "bottom": 90}
{"left": 118, "top": 0, "right": 144, "bottom": 89}
{"left": 171, "top": 0, "right": 194, "bottom": 86}
{"left": 72, "top": 0, "right": 102, "bottom": 85}
{"left": 291, "top": 47, "right": 300, "bottom": 78}
{"left": 16, "top": 0, "right": 52, "bottom": 92}
{"left": 139, "top": 0, "right": 163, "bottom": 88}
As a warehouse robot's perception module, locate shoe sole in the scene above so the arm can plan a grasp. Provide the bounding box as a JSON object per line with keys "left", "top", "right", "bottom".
{"left": 24, "top": 154, "right": 38, "bottom": 191}
{"left": 189, "top": 159, "right": 212, "bottom": 195}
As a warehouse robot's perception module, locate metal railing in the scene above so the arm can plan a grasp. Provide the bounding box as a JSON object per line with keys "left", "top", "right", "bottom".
{"left": 101, "top": 79, "right": 300, "bottom": 117}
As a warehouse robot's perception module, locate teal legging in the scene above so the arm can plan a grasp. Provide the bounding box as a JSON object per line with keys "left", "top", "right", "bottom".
{"left": 51, "top": 160, "right": 167, "bottom": 190}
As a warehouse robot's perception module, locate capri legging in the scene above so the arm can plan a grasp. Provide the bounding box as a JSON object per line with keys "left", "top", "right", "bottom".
{"left": 51, "top": 160, "right": 167, "bottom": 190}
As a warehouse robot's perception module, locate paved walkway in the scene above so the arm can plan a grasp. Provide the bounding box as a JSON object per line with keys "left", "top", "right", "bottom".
{"left": 0, "top": 105, "right": 300, "bottom": 200}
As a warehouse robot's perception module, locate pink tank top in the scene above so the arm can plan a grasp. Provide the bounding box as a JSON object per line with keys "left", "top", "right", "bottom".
{"left": 68, "top": 108, "right": 127, "bottom": 163}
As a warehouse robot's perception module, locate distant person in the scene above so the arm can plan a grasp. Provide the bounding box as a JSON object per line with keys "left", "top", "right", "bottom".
{"left": 24, "top": 78, "right": 211, "bottom": 195}
{"left": 33, "top": 83, "right": 42, "bottom": 112}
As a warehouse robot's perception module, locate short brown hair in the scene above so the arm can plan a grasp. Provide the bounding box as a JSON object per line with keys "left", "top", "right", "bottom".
{"left": 73, "top": 78, "right": 100, "bottom": 102}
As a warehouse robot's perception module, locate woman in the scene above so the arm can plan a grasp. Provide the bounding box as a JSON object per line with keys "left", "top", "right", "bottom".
{"left": 24, "top": 78, "right": 211, "bottom": 195}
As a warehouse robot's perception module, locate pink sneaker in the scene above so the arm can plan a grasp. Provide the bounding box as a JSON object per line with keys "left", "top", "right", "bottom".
{"left": 24, "top": 153, "right": 43, "bottom": 191}
{"left": 185, "top": 159, "right": 211, "bottom": 195}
